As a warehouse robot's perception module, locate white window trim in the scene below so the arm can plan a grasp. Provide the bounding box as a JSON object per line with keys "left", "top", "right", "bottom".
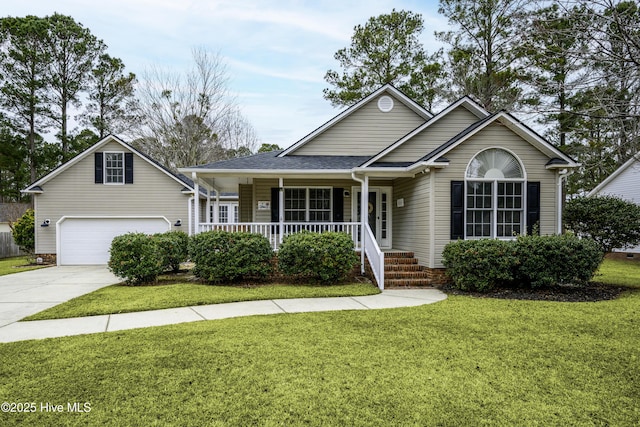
{"left": 284, "top": 186, "right": 333, "bottom": 222}
{"left": 104, "top": 151, "right": 125, "bottom": 185}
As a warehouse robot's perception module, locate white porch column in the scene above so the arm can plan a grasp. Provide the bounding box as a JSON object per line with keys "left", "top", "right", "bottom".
{"left": 278, "top": 177, "right": 284, "bottom": 245}
{"left": 360, "top": 175, "right": 369, "bottom": 274}
{"left": 213, "top": 190, "right": 220, "bottom": 223}
{"left": 205, "top": 189, "right": 212, "bottom": 223}
{"left": 192, "top": 172, "right": 199, "bottom": 234}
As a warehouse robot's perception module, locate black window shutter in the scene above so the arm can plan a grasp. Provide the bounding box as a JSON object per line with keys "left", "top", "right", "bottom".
{"left": 333, "top": 188, "right": 344, "bottom": 222}
{"left": 94, "top": 152, "right": 103, "bottom": 184}
{"left": 526, "top": 182, "right": 540, "bottom": 235}
{"left": 124, "top": 153, "right": 134, "bottom": 184}
{"left": 451, "top": 181, "right": 464, "bottom": 240}
{"left": 270, "top": 187, "right": 280, "bottom": 222}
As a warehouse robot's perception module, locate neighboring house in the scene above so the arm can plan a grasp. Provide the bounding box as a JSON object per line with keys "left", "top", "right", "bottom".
{"left": 178, "top": 84, "right": 578, "bottom": 288}
{"left": 588, "top": 153, "right": 640, "bottom": 254}
{"left": 22, "top": 135, "right": 199, "bottom": 265}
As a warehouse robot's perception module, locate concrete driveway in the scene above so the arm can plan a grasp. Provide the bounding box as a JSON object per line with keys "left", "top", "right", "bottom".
{"left": 0, "top": 266, "right": 119, "bottom": 327}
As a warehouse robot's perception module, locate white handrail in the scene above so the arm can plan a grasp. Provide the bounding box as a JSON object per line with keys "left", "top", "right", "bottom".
{"left": 364, "top": 224, "right": 385, "bottom": 290}
{"left": 198, "top": 222, "right": 361, "bottom": 251}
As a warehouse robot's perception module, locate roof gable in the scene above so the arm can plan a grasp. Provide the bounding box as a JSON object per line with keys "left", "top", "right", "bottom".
{"left": 279, "top": 84, "right": 432, "bottom": 157}
{"left": 23, "top": 135, "right": 193, "bottom": 193}
{"left": 589, "top": 153, "right": 640, "bottom": 197}
{"left": 415, "top": 112, "right": 578, "bottom": 168}
{"left": 362, "top": 97, "right": 490, "bottom": 167}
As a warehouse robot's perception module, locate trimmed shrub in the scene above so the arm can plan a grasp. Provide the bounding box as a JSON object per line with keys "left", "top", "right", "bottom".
{"left": 442, "top": 235, "right": 605, "bottom": 291}
{"left": 277, "top": 231, "right": 359, "bottom": 285}
{"left": 514, "top": 234, "right": 604, "bottom": 288}
{"left": 108, "top": 232, "right": 164, "bottom": 284}
{"left": 11, "top": 208, "right": 35, "bottom": 254}
{"left": 153, "top": 231, "right": 189, "bottom": 272}
{"left": 189, "top": 231, "right": 273, "bottom": 283}
{"left": 564, "top": 195, "right": 640, "bottom": 252}
{"left": 441, "top": 239, "right": 517, "bottom": 291}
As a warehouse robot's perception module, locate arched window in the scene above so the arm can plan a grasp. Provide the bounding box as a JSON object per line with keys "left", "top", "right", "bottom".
{"left": 465, "top": 149, "right": 525, "bottom": 238}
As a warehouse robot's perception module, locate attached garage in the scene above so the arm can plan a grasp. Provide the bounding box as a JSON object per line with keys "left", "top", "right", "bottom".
{"left": 57, "top": 217, "right": 171, "bottom": 265}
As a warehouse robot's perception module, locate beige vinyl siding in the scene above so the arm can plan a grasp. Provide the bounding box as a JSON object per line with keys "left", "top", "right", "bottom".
{"left": 392, "top": 173, "right": 431, "bottom": 266}
{"left": 431, "top": 122, "right": 559, "bottom": 268}
{"left": 34, "top": 140, "right": 190, "bottom": 254}
{"left": 379, "top": 106, "right": 481, "bottom": 163}
{"left": 292, "top": 94, "right": 426, "bottom": 156}
{"left": 238, "top": 184, "right": 253, "bottom": 222}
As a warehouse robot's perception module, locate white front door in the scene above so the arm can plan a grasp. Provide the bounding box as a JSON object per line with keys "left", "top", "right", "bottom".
{"left": 352, "top": 186, "right": 392, "bottom": 249}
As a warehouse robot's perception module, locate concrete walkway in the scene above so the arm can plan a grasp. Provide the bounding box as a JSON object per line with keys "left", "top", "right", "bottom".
{"left": 0, "top": 267, "right": 447, "bottom": 343}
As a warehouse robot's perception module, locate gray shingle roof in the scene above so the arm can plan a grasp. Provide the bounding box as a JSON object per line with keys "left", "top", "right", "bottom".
{"left": 192, "top": 150, "right": 372, "bottom": 170}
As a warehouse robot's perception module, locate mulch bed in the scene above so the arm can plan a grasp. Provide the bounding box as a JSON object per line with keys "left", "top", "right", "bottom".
{"left": 440, "top": 282, "right": 630, "bottom": 302}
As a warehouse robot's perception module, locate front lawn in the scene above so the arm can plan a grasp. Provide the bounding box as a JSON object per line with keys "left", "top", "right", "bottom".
{"left": 594, "top": 257, "right": 640, "bottom": 288}
{"left": 0, "top": 256, "right": 47, "bottom": 276}
{"left": 24, "top": 280, "right": 380, "bottom": 321}
{"left": 1, "top": 290, "right": 638, "bottom": 425}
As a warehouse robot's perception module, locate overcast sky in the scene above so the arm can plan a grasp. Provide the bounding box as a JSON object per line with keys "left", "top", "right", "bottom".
{"left": 5, "top": 0, "right": 446, "bottom": 148}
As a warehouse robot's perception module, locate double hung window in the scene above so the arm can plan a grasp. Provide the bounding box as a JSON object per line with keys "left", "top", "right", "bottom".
{"left": 284, "top": 188, "right": 332, "bottom": 222}
{"left": 104, "top": 152, "right": 124, "bottom": 184}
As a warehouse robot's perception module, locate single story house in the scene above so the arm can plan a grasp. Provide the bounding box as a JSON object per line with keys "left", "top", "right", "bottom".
{"left": 22, "top": 135, "right": 236, "bottom": 265}
{"left": 588, "top": 153, "right": 640, "bottom": 254}
{"left": 177, "top": 84, "right": 578, "bottom": 288}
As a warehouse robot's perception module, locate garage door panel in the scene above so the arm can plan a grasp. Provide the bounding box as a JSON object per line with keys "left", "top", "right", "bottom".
{"left": 59, "top": 218, "right": 170, "bottom": 265}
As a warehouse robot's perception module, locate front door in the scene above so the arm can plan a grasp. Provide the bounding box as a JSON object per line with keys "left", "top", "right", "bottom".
{"left": 353, "top": 187, "right": 391, "bottom": 248}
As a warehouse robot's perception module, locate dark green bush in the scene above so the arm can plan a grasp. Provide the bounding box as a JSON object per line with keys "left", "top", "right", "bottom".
{"left": 11, "top": 208, "right": 35, "bottom": 254}
{"left": 277, "top": 231, "right": 359, "bottom": 285}
{"left": 441, "top": 239, "right": 517, "bottom": 291}
{"left": 108, "top": 232, "right": 164, "bottom": 284}
{"left": 153, "top": 231, "right": 189, "bottom": 272}
{"left": 564, "top": 195, "right": 640, "bottom": 252}
{"left": 442, "top": 235, "right": 605, "bottom": 291}
{"left": 514, "top": 234, "right": 604, "bottom": 288}
{"left": 189, "top": 231, "right": 273, "bottom": 283}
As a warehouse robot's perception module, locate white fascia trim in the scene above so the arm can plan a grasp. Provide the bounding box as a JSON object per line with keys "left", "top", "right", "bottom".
{"left": 278, "top": 85, "right": 432, "bottom": 157}
{"left": 178, "top": 168, "right": 355, "bottom": 176}
{"left": 498, "top": 114, "right": 578, "bottom": 166}
{"left": 23, "top": 135, "right": 194, "bottom": 193}
{"left": 588, "top": 153, "right": 640, "bottom": 196}
{"left": 361, "top": 97, "right": 490, "bottom": 168}
{"left": 432, "top": 112, "right": 578, "bottom": 168}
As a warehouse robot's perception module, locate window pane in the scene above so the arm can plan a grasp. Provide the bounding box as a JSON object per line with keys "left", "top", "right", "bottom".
{"left": 309, "top": 188, "right": 331, "bottom": 222}
{"left": 105, "top": 153, "right": 124, "bottom": 183}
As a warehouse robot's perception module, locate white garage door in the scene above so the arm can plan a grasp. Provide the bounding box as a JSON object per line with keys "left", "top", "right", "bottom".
{"left": 58, "top": 217, "right": 171, "bottom": 265}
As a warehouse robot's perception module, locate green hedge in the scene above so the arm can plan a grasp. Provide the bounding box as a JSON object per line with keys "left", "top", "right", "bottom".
{"left": 514, "top": 234, "right": 604, "bottom": 288}
{"left": 441, "top": 239, "right": 517, "bottom": 291}
{"left": 188, "top": 231, "right": 273, "bottom": 283}
{"left": 11, "top": 208, "right": 35, "bottom": 254}
{"left": 442, "top": 234, "right": 604, "bottom": 292}
{"left": 153, "top": 231, "right": 189, "bottom": 272}
{"left": 277, "top": 231, "right": 358, "bottom": 285}
{"left": 108, "top": 233, "right": 164, "bottom": 284}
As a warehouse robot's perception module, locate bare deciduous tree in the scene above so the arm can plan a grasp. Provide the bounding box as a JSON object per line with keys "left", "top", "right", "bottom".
{"left": 133, "top": 48, "right": 258, "bottom": 170}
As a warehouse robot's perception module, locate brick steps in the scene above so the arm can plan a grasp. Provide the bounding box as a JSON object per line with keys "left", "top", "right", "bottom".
{"left": 383, "top": 252, "right": 432, "bottom": 288}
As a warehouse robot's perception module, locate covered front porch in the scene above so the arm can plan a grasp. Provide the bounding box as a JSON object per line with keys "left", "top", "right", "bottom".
{"left": 186, "top": 171, "right": 401, "bottom": 289}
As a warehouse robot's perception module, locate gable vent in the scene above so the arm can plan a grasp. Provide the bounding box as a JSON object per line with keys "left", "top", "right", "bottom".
{"left": 377, "top": 95, "right": 394, "bottom": 112}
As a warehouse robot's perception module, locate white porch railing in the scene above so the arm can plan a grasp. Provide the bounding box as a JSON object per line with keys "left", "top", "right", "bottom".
{"left": 363, "top": 224, "right": 385, "bottom": 290}
{"left": 197, "top": 221, "right": 384, "bottom": 289}
{"left": 198, "top": 222, "right": 361, "bottom": 251}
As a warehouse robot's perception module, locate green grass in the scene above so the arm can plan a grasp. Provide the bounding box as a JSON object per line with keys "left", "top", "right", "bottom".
{"left": 593, "top": 257, "right": 640, "bottom": 288}
{"left": 24, "top": 280, "right": 380, "bottom": 321}
{"left": 0, "top": 256, "right": 47, "bottom": 276}
{"left": 2, "top": 258, "right": 638, "bottom": 425}
{"left": 1, "top": 292, "right": 639, "bottom": 426}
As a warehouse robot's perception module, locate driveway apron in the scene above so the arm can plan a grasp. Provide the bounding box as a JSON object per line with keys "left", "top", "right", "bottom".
{"left": 0, "top": 266, "right": 119, "bottom": 327}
